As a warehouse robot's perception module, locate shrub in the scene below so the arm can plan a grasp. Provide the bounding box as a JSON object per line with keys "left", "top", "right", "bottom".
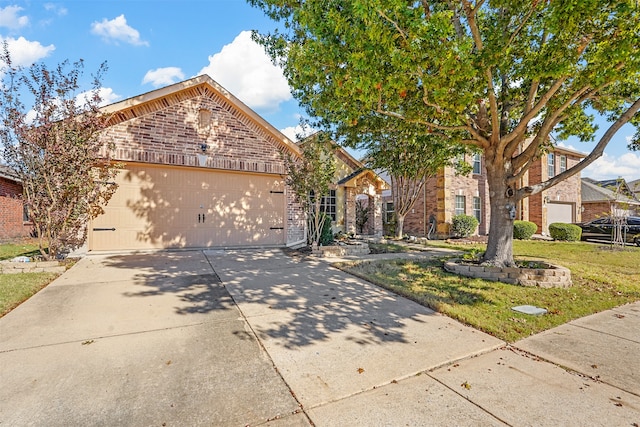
{"left": 513, "top": 220, "right": 538, "bottom": 240}
{"left": 319, "top": 215, "right": 334, "bottom": 246}
{"left": 451, "top": 214, "right": 479, "bottom": 238}
{"left": 548, "top": 222, "right": 582, "bottom": 241}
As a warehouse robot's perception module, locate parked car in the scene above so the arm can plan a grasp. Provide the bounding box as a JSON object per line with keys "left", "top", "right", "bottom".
{"left": 578, "top": 216, "right": 640, "bottom": 246}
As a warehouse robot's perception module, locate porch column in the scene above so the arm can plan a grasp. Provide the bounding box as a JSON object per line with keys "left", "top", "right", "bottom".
{"left": 345, "top": 187, "right": 356, "bottom": 234}
{"left": 373, "top": 192, "right": 383, "bottom": 237}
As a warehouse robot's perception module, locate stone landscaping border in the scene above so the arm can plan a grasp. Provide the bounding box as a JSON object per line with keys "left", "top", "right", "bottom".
{"left": 443, "top": 259, "right": 572, "bottom": 288}
{"left": 314, "top": 242, "right": 370, "bottom": 257}
{"left": 0, "top": 261, "right": 66, "bottom": 275}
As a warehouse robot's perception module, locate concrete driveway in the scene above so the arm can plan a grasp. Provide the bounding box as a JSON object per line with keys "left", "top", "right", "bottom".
{"left": 1, "top": 248, "right": 639, "bottom": 426}
{"left": 0, "top": 252, "right": 301, "bottom": 426}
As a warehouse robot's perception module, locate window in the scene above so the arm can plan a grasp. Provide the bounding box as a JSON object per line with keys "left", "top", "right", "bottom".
{"left": 455, "top": 195, "right": 466, "bottom": 216}
{"left": 559, "top": 155, "right": 567, "bottom": 173}
{"left": 321, "top": 190, "right": 337, "bottom": 221}
{"left": 22, "top": 203, "right": 30, "bottom": 222}
{"left": 547, "top": 153, "right": 555, "bottom": 178}
{"left": 473, "top": 197, "right": 482, "bottom": 224}
{"left": 310, "top": 189, "right": 337, "bottom": 221}
{"left": 472, "top": 153, "right": 482, "bottom": 175}
{"left": 384, "top": 202, "right": 394, "bottom": 223}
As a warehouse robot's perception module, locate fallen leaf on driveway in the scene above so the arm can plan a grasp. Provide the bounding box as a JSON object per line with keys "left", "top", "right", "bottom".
{"left": 81, "top": 340, "right": 94, "bottom": 345}
{"left": 461, "top": 381, "right": 471, "bottom": 390}
{"left": 357, "top": 368, "right": 365, "bottom": 374}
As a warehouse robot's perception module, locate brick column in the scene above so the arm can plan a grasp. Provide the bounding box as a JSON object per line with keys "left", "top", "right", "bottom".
{"left": 345, "top": 187, "right": 356, "bottom": 234}
{"left": 372, "top": 192, "right": 383, "bottom": 237}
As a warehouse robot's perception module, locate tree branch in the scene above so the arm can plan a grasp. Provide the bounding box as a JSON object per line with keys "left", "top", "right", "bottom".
{"left": 519, "top": 97, "right": 640, "bottom": 197}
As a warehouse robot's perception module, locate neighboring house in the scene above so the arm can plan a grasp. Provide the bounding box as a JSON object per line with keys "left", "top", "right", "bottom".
{"left": 384, "top": 145, "right": 585, "bottom": 237}
{"left": 526, "top": 146, "right": 585, "bottom": 233}
{"left": 88, "top": 75, "right": 387, "bottom": 252}
{"left": 0, "top": 165, "right": 32, "bottom": 240}
{"left": 581, "top": 178, "right": 640, "bottom": 221}
{"left": 629, "top": 178, "right": 640, "bottom": 201}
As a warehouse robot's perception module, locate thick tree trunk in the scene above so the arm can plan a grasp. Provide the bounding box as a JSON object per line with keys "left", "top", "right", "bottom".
{"left": 483, "top": 157, "right": 517, "bottom": 267}
{"left": 395, "top": 214, "right": 406, "bottom": 239}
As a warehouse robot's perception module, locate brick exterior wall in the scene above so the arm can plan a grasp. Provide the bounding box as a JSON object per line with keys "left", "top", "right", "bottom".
{"left": 582, "top": 202, "right": 612, "bottom": 222}
{"left": 389, "top": 154, "right": 490, "bottom": 238}
{"left": 99, "top": 83, "right": 306, "bottom": 246}
{"left": 528, "top": 150, "right": 583, "bottom": 233}
{"left": 0, "top": 177, "right": 32, "bottom": 240}
{"left": 386, "top": 148, "right": 583, "bottom": 238}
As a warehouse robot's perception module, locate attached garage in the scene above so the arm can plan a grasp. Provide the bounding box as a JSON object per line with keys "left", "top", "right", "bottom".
{"left": 88, "top": 75, "right": 306, "bottom": 252}
{"left": 89, "top": 164, "right": 286, "bottom": 251}
{"left": 546, "top": 202, "right": 574, "bottom": 231}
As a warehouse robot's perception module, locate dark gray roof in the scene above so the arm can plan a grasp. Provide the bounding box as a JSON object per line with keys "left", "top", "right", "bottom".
{"left": 581, "top": 179, "right": 640, "bottom": 205}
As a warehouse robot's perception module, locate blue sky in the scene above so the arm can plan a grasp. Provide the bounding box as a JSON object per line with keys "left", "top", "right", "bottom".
{"left": 1, "top": 0, "right": 638, "bottom": 181}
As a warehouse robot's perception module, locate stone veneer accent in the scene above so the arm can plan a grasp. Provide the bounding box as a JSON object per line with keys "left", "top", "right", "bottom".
{"left": 314, "top": 242, "right": 370, "bottom": 257}
{"left": 443, "top": 259, "right": 572, "bottom": 288}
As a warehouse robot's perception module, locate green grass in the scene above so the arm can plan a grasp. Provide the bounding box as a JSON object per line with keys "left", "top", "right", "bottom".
{"left": 0, "top": 240, "right": 58, "bottom": 317}
{"left": 0, "top": 272, "right": 59, "bottom": 317}
{"left": 0, "top": 240, "right": 42, "bottom": 261}
{"left": 338, "top": 240, "right": 640, "bottom": 342}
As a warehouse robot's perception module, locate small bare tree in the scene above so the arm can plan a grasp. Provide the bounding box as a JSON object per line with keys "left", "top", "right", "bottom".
{"left": 0, "top": 45, "right": 119, "bottom": 259}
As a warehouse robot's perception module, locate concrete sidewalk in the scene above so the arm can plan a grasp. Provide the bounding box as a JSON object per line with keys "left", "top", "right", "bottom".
{"left": 1, "top": 248, "right": 639, "bottom": 426}
{"left": 209, "top": 249, "right": 640, "bottom": 426}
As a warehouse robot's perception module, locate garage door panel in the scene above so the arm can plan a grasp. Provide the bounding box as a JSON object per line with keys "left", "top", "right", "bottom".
{"left": 89, "top": 165, "right": 285, "bottom": 251}
{"left": 547, "top": 203, "right": 574, "bottom": 232}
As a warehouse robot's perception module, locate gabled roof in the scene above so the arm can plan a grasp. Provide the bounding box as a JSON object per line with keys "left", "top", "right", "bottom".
{"left": 297, "top": 131, "right": 361, "bottom": 170}
{"left": 298, "top": 132, "right": 390, "bottom": 190}
{"left": 337, "top": 168, "right": 390, "bottom": 190}
{"left": 581, "top": 178, "right": 640, "bottom": 205}
{"left": 582, "top": 177, "right": 637, "bottom": 201}
{"left": 100, "top": 74, "right": 301, "bottom": 156}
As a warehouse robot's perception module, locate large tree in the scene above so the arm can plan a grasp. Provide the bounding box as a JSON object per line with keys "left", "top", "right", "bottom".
{"left": 0, "top": 48, "right": 119, "bottom": 259}
{"left": 250, "top": 0, "right": 640, "bottom": 266}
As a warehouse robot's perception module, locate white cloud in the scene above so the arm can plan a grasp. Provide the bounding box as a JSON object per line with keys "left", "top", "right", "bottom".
{"left": 197, "top": 31, "right": 292, "bottom": 111}
{"left": 280, "top": 124, "right": 315, "bottom": 142}
{"left": 142, "top": 67, "right": 185, "bottom": 87}
{"left": 0, "top": 5, "right": 29, "bottom": 29}
{"left": 583, "top": 151, "right": 640, "bottom": 182}
{"left": 91, "top": 14, "right": 149, "bottom": 46}
{"left": 1, "top": 36, "right": 55, "bottom": 66}
{"left": 44, "top": 3, "right": 68, "bottom": 16}
{"left": 95, "top": 87, "right": 121, "bottom": 106}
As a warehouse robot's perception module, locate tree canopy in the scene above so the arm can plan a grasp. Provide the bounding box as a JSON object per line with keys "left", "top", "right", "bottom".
{"left": 250, "top": 0, "right": 640, "bottom": 266}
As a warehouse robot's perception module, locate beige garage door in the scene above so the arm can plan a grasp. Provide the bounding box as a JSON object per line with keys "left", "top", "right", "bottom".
{"left": 547, "top": 202, "right": 574, "bottom": 231}
{"left": 89, "top": 164, "right": 286, "bottom": 251}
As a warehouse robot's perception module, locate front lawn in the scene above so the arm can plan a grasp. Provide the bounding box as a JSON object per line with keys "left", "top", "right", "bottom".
{"left": 0, "top": 240, "right": 58, "bottom": 317}
{"left": 337, "top": 240, "right": 640, "bottom": 342}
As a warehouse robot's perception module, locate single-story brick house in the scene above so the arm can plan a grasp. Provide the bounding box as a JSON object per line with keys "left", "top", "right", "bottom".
{"left": 581, "top": 177, "right": 640, "bottom": 221}
{"left": 89, "top": 75, "right": 386, "bottom": 252}
{"left": 0, "top": 165, "right": 32, "bottom": 240}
